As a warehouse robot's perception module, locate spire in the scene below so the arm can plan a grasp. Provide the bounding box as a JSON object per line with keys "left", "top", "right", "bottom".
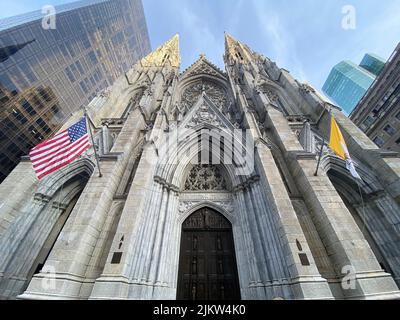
{"left": 139, "top": 34, "right": 180, "bottom": 68}
{"left": 224, "top": 32, "right": 253, "bottom": 64}
{"left": 224, "top": 32, "right": 237, "bottom": 55}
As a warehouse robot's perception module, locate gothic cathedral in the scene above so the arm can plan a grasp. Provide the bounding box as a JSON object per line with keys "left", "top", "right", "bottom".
{"left": 1, "top": 34, "right": 400, "bottom": 300}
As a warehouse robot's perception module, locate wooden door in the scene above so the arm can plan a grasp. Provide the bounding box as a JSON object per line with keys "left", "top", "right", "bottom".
{"left": 177, "top": 207, "right": 241, "bottom": 300}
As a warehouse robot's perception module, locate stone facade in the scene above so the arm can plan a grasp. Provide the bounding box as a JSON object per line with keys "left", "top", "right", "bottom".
{"left": 1, "top": 34, "right": 400, "bottom": 300}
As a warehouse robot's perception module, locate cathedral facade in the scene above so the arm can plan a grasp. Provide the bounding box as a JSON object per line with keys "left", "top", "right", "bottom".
{"left": 1, "top": 34, "right": 400, "bottom": 300}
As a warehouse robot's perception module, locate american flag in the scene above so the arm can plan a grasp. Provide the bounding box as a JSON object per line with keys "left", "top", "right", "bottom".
{"left": 29, "top": 117, "right": 90, "bottom": 180}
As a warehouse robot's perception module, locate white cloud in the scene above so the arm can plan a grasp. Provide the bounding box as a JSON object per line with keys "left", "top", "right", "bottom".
{"left": 166, "top": 1, "right": 224, "bottom": 69}
{"left": 250, "top": 0, "right": 308, "bottom": 82}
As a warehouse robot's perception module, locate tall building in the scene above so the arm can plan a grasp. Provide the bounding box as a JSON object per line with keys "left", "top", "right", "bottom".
{"left": 322, "top": 60, "right": 375, "bottom": 115}
{"left": 350, "top": 43, "right": 400, "bottom": 152}
{"left": 1, "top": 34, "right": 400, "bottom": 300}
{"left": 0, "top": 0, "right": 151, "bottom": 182}
{"left": 359, "top": 53, "right": 386, "bottom": 76}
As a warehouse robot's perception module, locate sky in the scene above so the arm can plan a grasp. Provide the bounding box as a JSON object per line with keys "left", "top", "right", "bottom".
{"left": 0, "top": 0, "right": 399, "bottom": 94}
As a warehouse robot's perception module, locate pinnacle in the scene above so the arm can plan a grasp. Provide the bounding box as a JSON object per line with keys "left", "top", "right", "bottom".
{"left": 224, "top": 32, "right": 255, "bottom": 63}
{"left": 224, "top": 32, "right": 239, "bottom": 48}
{"left": 139, "top": 34, "right": 181, "bottom": 68}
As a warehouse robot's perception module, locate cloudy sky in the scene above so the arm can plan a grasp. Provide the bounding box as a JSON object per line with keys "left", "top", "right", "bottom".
{"left": 1, "top": 0, "right": 399, "bottom": 93}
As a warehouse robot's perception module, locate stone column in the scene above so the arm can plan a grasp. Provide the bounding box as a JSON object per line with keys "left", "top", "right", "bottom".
{"left": 20, "top": 108, "right": 146, "bottom": 300}
{"left": 6, "top": 202, "right": 67, "bottom": 298}
{"left": 255, "top": 143, "right": 333, "bottom": 300}
{"left": 251, "top": 181, "right": 290, "bottom": 289}
{"left": 0, "top": 196, "right": 48, "bottom": 272}
{"left": 0, "top": 161, "right": 38, "bottom": 237}
{"left": 154, "top": 190, "right": 180, "bottom": 296}
{"left": 0, "top": 197, "right": 49, "bottom": 299}
{"left": 234, "top": 188, "right": 265, "bottom": 299}
{"left": 89, "top": 110, "right": 166, "bottom": 300}
{"left": 236, "top": 88, "right": 333, "bottom": 299}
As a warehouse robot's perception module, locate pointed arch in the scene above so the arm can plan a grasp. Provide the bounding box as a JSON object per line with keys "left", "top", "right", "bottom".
{"left": 256, "top": 80, "right": 295, "bottom": 116}
{"left": 178, "top": 202, "right": 235, "bottom": 225}
{"left": 322, "top": 154, "right": 400, "bottom": 284}
{"left": 155, "top": 95, "right": 254, "bottom": 189}
{"left": 36, "top": 158, "right": 95, "bottom": 198}
{"left": 320, "top": 154, "right": 382, "bottom": 193}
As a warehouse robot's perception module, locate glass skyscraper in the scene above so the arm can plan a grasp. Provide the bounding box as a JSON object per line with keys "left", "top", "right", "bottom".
{"left": 322, "top": 54, "right": 387, "bottom": 115}
{"left": 0, "top": 0, "right": 151, "bottom": 182}
{"left": 360, "top": 53, "right": 386, "bottom": 76}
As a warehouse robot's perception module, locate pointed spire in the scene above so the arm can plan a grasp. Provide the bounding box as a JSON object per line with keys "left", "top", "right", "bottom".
{"left": 139, "top": 34, "right": 180, "bottom": 68}
{"left": 224, "top": 32, "right": 253, "bottom": 64}
{"left": 224, "top": 32, "right": 237, "bottom": 54}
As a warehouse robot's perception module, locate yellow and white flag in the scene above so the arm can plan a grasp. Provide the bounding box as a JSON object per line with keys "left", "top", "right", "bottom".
{"left": 329, "top": 116, "right": 362, "bottom": 180}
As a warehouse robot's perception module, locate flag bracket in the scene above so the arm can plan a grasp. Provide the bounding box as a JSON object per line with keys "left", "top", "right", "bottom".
{"left": 314, "top": 137, "right": 325, "bottom": 176}
{"left": 84, "top": 108, "right": 102, "bottom": 178}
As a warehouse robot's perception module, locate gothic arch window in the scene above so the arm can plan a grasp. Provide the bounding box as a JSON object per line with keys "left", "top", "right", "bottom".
{"left": 181, "top": 80, "right": 227, "bottom": 112}
{"left": 235, "top": 51, "right": 243, "bottom": 61}
{"left": 259, "top": 84, "right": 289, "bottom": 116}
{"left": 184, "top": 165, "right": 228, "bottom": 191}
{"left": 121, "top": 89, "right": 143, "bottom": 118}
{"left": 162, "top": 53, "right": 170, "bottom": 64}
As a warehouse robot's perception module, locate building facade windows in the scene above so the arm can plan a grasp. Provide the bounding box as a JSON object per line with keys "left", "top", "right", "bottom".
{"left": 373, "top": 136, "right": 385, "bottom": 147}
{"left": 0, "top": 0, "right": 151, "bottom": 181}
{"left": 362, "top": 116, "right": 376, "bottom": 128}
{"left": 383, "top": 124, "right": 396, "bottom": 136}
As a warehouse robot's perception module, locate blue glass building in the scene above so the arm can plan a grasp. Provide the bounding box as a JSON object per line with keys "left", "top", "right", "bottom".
{"left": 322, "top": 53, "right": 387, "bottom": 115}
{"left": 360, "top": 53, "right": 386, "bottom": 76}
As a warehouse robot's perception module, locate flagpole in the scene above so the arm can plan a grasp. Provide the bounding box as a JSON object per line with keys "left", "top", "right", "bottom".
{"left": 314, "top": 137, "right": 325, "bottom": 176}
{"left": 314, "top": 105, "right": 333, "bottom": 176}
{"left": 84, "top": 107, "right": 102, "bottom": 178}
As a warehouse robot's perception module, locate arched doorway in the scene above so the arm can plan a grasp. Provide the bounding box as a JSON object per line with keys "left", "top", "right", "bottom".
{"left": 327, "top": 169, "right": 394, "bottom": 275}
{"left": 177, "top": 207, "right": 241, "bottom": 300}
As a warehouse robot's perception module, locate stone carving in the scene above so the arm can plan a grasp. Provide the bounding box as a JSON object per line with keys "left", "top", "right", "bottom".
{"left": 178, "top": 200, "right": 234, "bottom": 215}
{"left": 265, "top": 90, "right": 279, "bottom": 103}
{"left": 99, "top": 88, "right": 111, "bottom": 98}
{"left": 184, "top": 165, "right": 227, "bottom": 191}
{"left": 255, "top": 82, "right": 279, "bottom": 102}
{"left": 167, "top": 122, "right": 177, "bottom": 131}
{"left": 299, "top": 83, "right": 316, "bottom": 94}
{"left": 179, "top": 201, "right": 197, "bottom": 213}
{"left": 181, "top": 81, "right": 227, "bottom": 111}
{"left": 182, "top": 208, "right": 231, "bottom": 229}
{"left": 185, "top": 56, "right": 223, "bottom": 77}
{"left": 180, "top": 192, "right": 232, "bottom": 201}
{"left": 215, "top": 201, "right": 234, "bottom": 213}
{"left": 186, "top": 102, "right": 223, "bottom": 128}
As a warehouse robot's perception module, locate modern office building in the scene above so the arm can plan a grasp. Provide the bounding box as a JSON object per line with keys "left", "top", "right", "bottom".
{"left": 359, "top": 53, "right": 386, "bottom": 76}
{"left": 350, "top": 43, "right": 400, "bottom": 152}
{"left": 322, "top": 60, "right": 375, "bottom": 115}
{"left": 0, "top": 0, "right": 151, "bottom": 182}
